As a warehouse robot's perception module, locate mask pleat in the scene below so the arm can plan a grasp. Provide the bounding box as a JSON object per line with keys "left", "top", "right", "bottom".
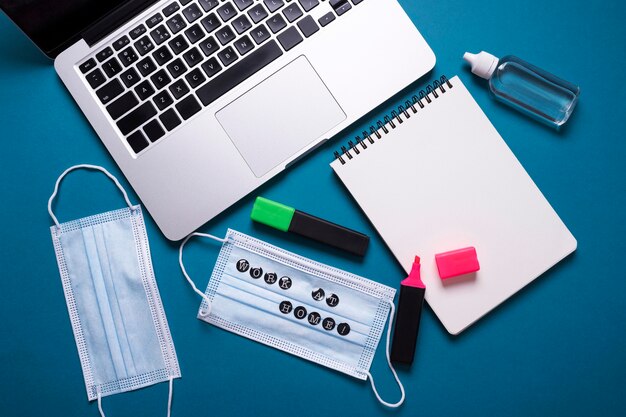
{"left": 100, "top": 217, "right": 165, "bottom": 378}
{"left": 94, "top": 223, "right": 137, "bottom": 378}
{"left": 212, "top": 275, "right": 368, "bottom": 368}
{"left": 84, "top": 225, "right": 131, "bottom": 381}
{"left": 220, "top": 272, "right": 372, "bottom": 340}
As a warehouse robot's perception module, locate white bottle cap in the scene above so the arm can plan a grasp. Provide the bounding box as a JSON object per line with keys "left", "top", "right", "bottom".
{"left": 463, "top": 51, "right": 500, "bottom": 79}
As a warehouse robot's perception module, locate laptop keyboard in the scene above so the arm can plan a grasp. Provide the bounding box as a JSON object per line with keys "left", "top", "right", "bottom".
{"left": 78, "top": 0, "right": 362, "bottom": 155}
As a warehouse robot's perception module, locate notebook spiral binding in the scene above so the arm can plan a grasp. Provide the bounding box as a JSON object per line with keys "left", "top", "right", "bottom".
{"left": 333, "top": 75, "right": 454, "bottom": 164}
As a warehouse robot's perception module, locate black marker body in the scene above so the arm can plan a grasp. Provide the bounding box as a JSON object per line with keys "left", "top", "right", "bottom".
{"left": 391, "top": 285, "right": 425, "bottom": 365}
{"left": 289, "top": 210, "right": 369, "bottom": 256}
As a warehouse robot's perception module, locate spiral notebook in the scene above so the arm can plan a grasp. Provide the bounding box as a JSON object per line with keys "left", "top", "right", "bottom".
{"left": 331, "top": 76, "right": 576, "bottom": 335}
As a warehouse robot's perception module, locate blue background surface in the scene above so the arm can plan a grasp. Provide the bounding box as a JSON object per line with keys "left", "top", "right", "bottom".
{"left": 1, "top": 0, "right": 625, "bottom": 415}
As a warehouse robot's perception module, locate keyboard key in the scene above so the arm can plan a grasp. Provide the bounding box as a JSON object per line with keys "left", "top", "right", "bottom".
{"left": 96, "top": 79, "right": 124, "bottom": 104}
{"left": 159, "top": 108, "right": 182, "bottom": 131}
{"left": 176, "top": 95, "right": 202, "bottom": 120}
{"left": 217, "top": 46, "right": 238, "bottom": 66}
{"left": 185, "top": 68, "right": 207, "bottom": 88}
{"left": 169, "top": 35, "right": 189, "bottom": 54}
{"left": 351, "top": 0, "right": 363, "bottom": 4}
{"left": 79, "top": 58, "right": 96, "bottom": 74}
{"left": 180, "top": 0, "right": 193, "bottom": 5}
{"left": 163, "top": 3, "right": 180, "bottom": 17}
{"left": 102, "top": 58, "right": 123, "bottom": 77}
{"left": 250, "top": 24, "right": 270, "bottom": 45}
{"left": 201, "top": 13, "right": 222, "bottom": 33}
{"left": 154, "top": 90, "right": 174, "bottom": 110}
{"left": 104, "top": 91, "right": 134, "bottom": 124}
{"left": 234, "top": 35, "right": 254, "bottom": 55}
{"left": 183, "top": 3, "right": 203, "bottom": 22}
{"left": 267, "top": 14, "right": 286, "bottom": 34}
{"left": 81, "top": 68, "right": 100, "bottom": 87}
{"left": 150, "top": 25, "right": 171, "bottom": 45}
{"left": 201, "top": 57, "right": 222, "bottom": 77}
{"left": 167, "top": 58, "right": 187, "bottom": 78}
{"left": 196, "top": 40, "right": 282, "bottom": 106}
{"left": 118, "top": 47, "right": 138, "bottom": 66}
{"left": 120, "top": 67, "right": 141, "bottom": 87}
{"left": 107, "top": 91, "right": 139, "bottom": 119}
{"left": 318, "top": 12, "right": 335, "bottom": 27}
{"left": 297, "top": 0, "right": 319, "bottom": 12}
{"left": 113, "top": 36, "right": 130, "bottom": 51}
{"left": 96, "top": 47, "right": 114, "bottom": 62}
{"left": 283, "top": 4, "right": 303, "bottom": 22}
{"left": 276, "top": 26, "right": 302, "bottom": 50}
{"left": 146, "top": 13, "right": 163, "bottom": 28}
{"left": 334, "top": 1, "right": 351, "bottom": 15}
{"left": 143, "top": 119, "right": 166, "bottom": 142}
{"left": 134, "top": 80, "right": 156, "bottom": 100}
{"left": 137, "top": 56, "right": 157, "bottom": 76}
{"left": 167, "top": 14, "right": 188, "bottom": 33}
{"left": 134, "top": 36, "right": 155, "bottom": 55}
{"left": 217, "top": 2, "right": 237, "bottom": 22}
{"left": 199, "top": 0, "right": 219, "bottom": 12}
{"left": 263, "top": 0, "right": 284, "bottom": 13}
{"left": 232, "top": 15, "right": 252, "bottom": 34}
{"left": 130, "top": 24, "right": 147, "bottom": 40}
{"left": 151, "top": 69, "right": 172, "bottom": 89}
{"left": 297, "top": 15, "right": 319, "bottom": 37}
{"left": 185, "top": 24, "right": 205, "bottom": 43}
{"left": 153, "top": 46, "right": 174, "bottom": 65}
{"left": 234, "top": 0, "right": 254, "bottom": 11}
{"left": 215, "top": 26, "right": 235, "bottom": 45}
{"left": 126, "top": 131, "right": 149, "bottom": 153}
{"left": 169, "top": 79, "right": 190, "bottom": 99}
{"left": 199, "top": 36, "right": 219, "bottom": 56}
{"left": 183, "top": 47, "right": 203, "bottom": 67}
{"left": 248, "top": 4, "right": 268, "bottom": 24}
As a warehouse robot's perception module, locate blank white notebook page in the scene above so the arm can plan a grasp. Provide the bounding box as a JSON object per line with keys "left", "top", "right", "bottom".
{"left": 331, "top": 76, "right": 576, "bottom": 334}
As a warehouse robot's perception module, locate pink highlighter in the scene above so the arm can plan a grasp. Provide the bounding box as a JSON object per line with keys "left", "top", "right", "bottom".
{"left": 435, "top": 247, "right": 480, "bottom": 280}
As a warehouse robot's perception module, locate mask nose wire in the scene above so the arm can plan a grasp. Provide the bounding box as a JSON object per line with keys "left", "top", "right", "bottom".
{"left": 365, "top": 300, "right": 406, "bottom": 408}
{"left": 47, "top": 164, "right": 135, "bottom": 228}
{"left": 179, "top": 232, "right": 229, "bottom": 317}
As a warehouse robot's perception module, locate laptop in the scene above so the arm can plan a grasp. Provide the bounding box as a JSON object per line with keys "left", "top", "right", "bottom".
{"left": 1, "top": 0, "right": 435, "bottom": 240}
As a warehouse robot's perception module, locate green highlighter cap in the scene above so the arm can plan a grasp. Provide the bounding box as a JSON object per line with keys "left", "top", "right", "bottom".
{"left": 251, "top": 197, "right": 295, "bottom": 232}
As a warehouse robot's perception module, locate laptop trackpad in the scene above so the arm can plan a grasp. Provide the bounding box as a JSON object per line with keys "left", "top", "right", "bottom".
{"left": 216, "top": 56, "right": 346, "bottom": 177}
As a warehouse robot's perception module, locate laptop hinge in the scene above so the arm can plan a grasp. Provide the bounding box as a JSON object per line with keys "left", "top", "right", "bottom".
{"left": 82, "top": 0, "right": 159, "bottom": 47}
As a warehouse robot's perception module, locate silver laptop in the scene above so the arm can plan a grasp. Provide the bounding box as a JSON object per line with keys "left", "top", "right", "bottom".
{"left": 2, "top": 0, "right": 435, "bottom": 240}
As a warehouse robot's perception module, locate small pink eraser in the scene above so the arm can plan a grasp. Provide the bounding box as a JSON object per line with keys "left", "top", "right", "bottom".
{"left": 435, "top": 247, "right": 480, "bottom": 280}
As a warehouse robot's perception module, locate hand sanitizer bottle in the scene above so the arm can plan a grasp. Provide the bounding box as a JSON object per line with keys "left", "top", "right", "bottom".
{"left": 463, "top": 51, "right": 580, "bottom": 128}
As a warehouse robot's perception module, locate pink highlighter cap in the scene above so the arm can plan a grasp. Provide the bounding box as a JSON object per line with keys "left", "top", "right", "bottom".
{"left": 435, "top": 247, "right": 480, "bottom": 280}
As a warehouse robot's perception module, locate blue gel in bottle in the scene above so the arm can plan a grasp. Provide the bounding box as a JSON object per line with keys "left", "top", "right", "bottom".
{"left": 464, "top": 51, "right": 580, "bottom": 128}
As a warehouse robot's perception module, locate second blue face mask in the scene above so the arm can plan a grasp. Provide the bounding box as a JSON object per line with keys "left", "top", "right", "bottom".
{"left": 180, "top": 229, "right": 405, "bottom": 407}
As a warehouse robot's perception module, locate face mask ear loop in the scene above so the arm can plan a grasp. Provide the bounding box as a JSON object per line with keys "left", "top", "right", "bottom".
{"left": 48, "top": 164, "right": 135, "bottom": 228}
{"left": 365, "top": 301, "right": 406, "bottom": 408}
{"left": 166, "top": 377, "right": 174, "bottom": 417}
{"left": 97, "top": 391, "right": 106, "bottom": 417}
{"left": 179, "top": 232, "right": 229, "bottom": 317}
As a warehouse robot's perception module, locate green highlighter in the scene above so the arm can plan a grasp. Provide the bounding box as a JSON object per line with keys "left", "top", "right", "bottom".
{"left": 251, "top": 197, "right": 370, "bottom": 256}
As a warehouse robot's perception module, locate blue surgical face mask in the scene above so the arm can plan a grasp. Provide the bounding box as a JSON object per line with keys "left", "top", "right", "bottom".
{"left": 48, "top": 165, "right": 180, "bottom": 416}
{"left": 180, "top": 229, "right": 405, "bottom": 407}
